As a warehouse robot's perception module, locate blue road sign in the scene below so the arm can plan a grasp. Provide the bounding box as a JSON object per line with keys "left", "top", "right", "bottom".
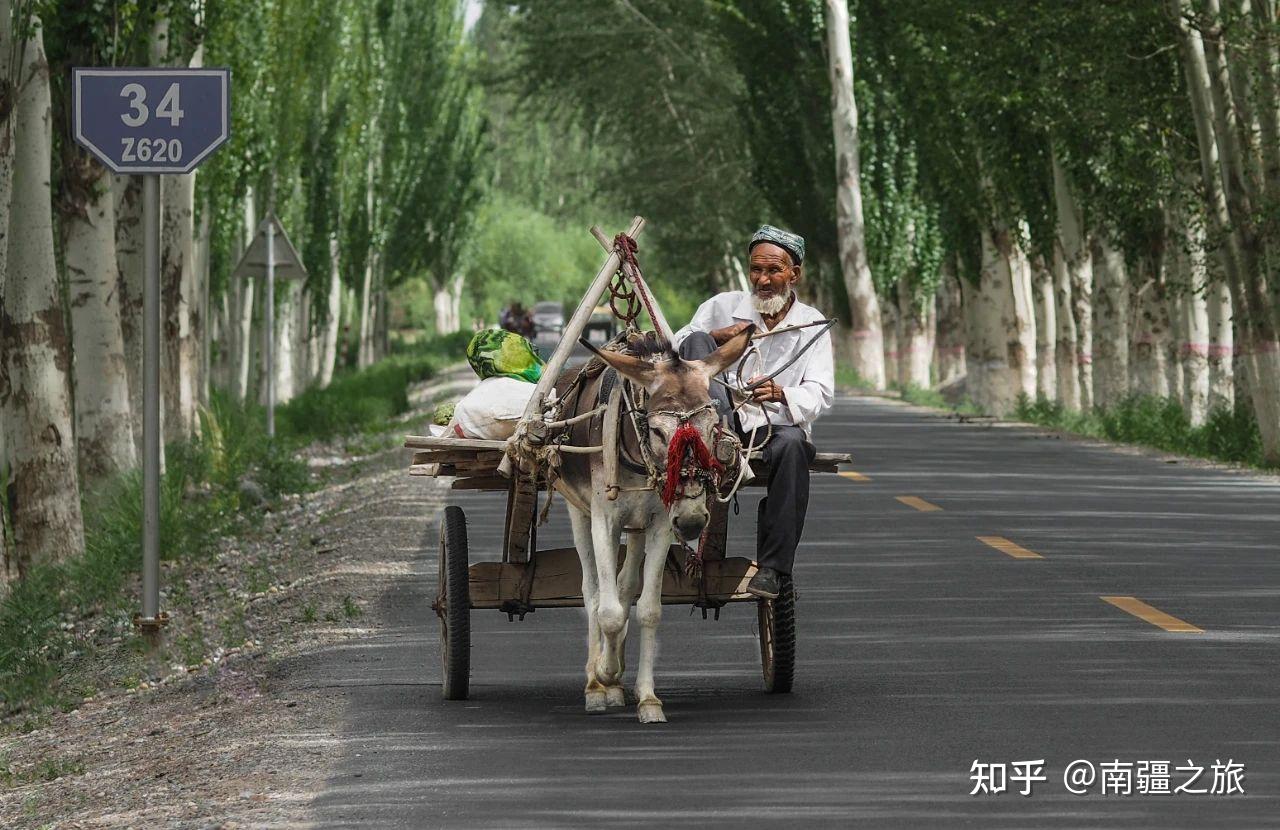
{"left": 72, "top": 68, "right": 231, "bottom": 174}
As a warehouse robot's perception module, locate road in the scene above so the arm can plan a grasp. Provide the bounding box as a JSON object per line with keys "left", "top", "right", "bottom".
{"left": 306, "top": 393, "right": 1280, "bottom": 828}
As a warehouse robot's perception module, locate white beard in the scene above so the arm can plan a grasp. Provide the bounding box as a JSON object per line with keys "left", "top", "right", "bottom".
{"left": 752, "top": 290, "right": 790, "bottom": 317}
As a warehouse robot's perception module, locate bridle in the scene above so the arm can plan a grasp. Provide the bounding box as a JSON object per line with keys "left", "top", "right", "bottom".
{"left": 649, "top": 402, "right": 725, "bottom": 508}
{"left": 623, "top": 394, "right": 739, "bottom": 508}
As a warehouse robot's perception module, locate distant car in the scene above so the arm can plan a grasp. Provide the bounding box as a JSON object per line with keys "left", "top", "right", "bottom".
{"left": 584, "top": 306, "right": 618, "bottom": 346}
{"left": 531, "top": 301, "right": 564, "bottom": 336}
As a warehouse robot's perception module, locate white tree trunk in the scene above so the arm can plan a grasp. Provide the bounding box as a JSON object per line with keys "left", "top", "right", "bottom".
{"left": 1090, "top": 234, "right": 1129, "bottom": 409}
{"left": 449, "top": 273, "right": 464, "bottom": 333}
{"left": 964, "top": 226, "right": 1031, "bottom": 415}
{"left": 825, "top": 0, "right": 885, "bottom": 389}
{"left": 194, "top": 199, "right": 211, "bottom": 406}
{"left": 1181, "top": 287, "right": 1210, "bottom": 425}
{"left": 154, "top": 25, "right": 198, "bottom": 441}
{"left": 1206, "top": 278, "right": 1233, "bottom": 411}
{"left": 432, "top": 273, "right": 466, "bottom": 335}
{"left": 114, "top": 175, "right": 144, "bottom": 454}
{"left": 0, "top": 15, "right": 85, "bottom": 571}
{"left": 434, "top": 283, "right": 453, "bottom": 335}
{"left": 235, "top": 189, "right": 257, "bottom": 401}
{"left": 1051, "top": 248, "right": 1081, "bottom": 409}
{"left": 358, "top": 253, "right": 375, "bottom": 368}
{"left": 1172, "top": 0, "right": 1280, "bottom": 461}
{"left": 1032, "top": 256, "right": 1057, "bottom": 401}
{"left": 161, "top": 169, "right": 197, "bottom": 441}
{"left": 1010, "top": 238, "right": 1038, "bottom": 399}
{"left": 1052, "top": 157, "right": 1095, "bottom": 410}
{"left": 304, "top": 289, "right": 321, "bottom": 386}
{"left": 1130, "top": 262, "right": 1172, "bottom": 398}
{"left": 0, "top": 0, "right": 15, "bottom": 584}
{"left": 1165, "top": 289, "right": 1187, "bottom": 405}
{"left": 897, "top": 289, "right": 931, "bottom": 388}
{"left": 65, "top": 163, "right": 137, "bottom": 484}
{"left": 273, "top": 282, "right": 298, "bottom": 404}
{"left": 1172, "top": 210, "right": 1211, "bottom": 424}
{"left": 235, "top": 277, "right": 256, "bottom": 401}
{"left": 881, "top": 299, "right": 900, "bottom": 389}
{"left": 320, "top": 236, "right": 341, "bottom": 388}
{"left": 934, "top": 260, "right": 966, "bottom": 385}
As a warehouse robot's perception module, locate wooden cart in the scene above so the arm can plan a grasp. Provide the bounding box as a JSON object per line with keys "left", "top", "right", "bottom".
{"left": 406, "top": 436, "right": 850, "bottom": 700}
{"left": 408, "top": 217, "right": 851, "bottom": 700}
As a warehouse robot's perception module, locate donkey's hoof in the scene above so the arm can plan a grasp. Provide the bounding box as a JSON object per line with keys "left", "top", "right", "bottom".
{"left": 637, "top": 700, "right": 667, "bottom": 724}
{"left": 584, "top": 690, "right": 609, "bottom": 713}
{"left": 605, "top": 686, "right": 627, "bottom": 708}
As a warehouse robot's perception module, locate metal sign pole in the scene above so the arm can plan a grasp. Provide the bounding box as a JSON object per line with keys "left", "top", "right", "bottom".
{"left": 265, "top": 220, "right": 275, "bottom": 437}
{"left": 139, "top": 173, "right": 165, "bottom": 642}
{"left": 72, "top": 67, "right": 231, "bottom": 645}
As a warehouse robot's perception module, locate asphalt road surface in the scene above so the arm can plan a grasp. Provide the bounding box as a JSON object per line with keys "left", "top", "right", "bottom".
{"left": 308, "top": 394, "right": 1280, "bottom": 828}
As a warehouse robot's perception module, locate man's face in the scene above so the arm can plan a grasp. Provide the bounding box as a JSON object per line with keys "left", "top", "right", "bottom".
{"left": 748, "top": 243, "right": 798, "bottom": 302}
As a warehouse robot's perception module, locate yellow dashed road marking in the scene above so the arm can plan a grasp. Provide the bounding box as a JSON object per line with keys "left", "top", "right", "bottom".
{"left": 839, "top": 471, "right": 870, "bottom": 482}
{"left": 1101, "top": 596, "right": 1203, "bottom": 633}
{"left": 977, "top": 535, "right": 1043, "bottom": 559}
{"left": 896, "top": 495, "right": 942, "bottom": 512}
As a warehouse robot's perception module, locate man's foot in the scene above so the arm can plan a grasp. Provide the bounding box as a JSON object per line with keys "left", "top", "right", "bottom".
{"left": 746, "top": 566, "right": 782, "bottom": 599}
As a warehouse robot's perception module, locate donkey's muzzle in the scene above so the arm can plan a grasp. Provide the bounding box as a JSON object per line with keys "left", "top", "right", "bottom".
{"left": 673, "top": 511, "right": 709, "bottom": 543}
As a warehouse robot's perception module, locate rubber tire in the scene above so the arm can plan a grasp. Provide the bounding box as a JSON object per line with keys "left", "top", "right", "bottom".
{"left": 758, "top": 576, "right": 795, "bottom": 694}
{"left": 439, "top": 505, "right": 471, "bottom": 700}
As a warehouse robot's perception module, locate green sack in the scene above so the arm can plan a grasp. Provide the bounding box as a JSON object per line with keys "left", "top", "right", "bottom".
{"left": 466, "top": 328, "right": 545, "bottom": 383}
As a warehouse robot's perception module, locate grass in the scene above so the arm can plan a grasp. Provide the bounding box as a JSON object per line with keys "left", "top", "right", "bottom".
{"left": 0, "top": 393, "right": 308, "bottom": 714}
{"left": 1015, "top": 394, "right": 1269, "bottom": 469}
{"left": 275, "top": 330, "right": 471, "bottom": 443}
{"left": 0, "top": 332, "right": 469, "bottom": 715}
{"left": 836, "top": 358, "right": 1269, "bottom": 470}
{"left": 896, "top": 383, "right": 983, "bottom": 416}
{"left": 835, "top": 365, "right": 983, "bottom": 416}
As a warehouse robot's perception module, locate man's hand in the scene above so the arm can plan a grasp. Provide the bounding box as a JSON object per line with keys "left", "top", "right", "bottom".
{"left": 711, "top": 321, "right": 752, "bottom": 345}
{"left": 749, "top": 377, "right": 787, "bottom": 405}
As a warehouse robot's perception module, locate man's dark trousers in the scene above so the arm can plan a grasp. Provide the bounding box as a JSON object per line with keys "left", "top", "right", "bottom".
{"left": 678, "top": 331, "right": 816, "bottom": 576}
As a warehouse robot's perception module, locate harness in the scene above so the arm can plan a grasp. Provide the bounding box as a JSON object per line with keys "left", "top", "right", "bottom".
{"left": 650, "top": 402, "right": 723, "bottom": 507}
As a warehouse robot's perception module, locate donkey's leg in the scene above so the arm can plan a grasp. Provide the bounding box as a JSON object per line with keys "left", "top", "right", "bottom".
{"left": 607, "top": 530, "right": 646, "bottom": 706}
{"left": 569, "top": 507, "right": 608, "bottom": 713}
{"left": 635, "top": 528, "right": 674, "bottom": 724}
{"left": 590, "top": 505, "right": 626, "bottom": 686}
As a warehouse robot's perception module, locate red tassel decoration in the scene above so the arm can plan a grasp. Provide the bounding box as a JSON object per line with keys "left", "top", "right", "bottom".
{"left": 661, "top": 423, "right": 723, "bottom": 507}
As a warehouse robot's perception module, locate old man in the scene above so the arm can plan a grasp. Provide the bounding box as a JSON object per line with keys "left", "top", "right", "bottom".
{"left": 672, "top": 225, "right": 834, "bottom": 599}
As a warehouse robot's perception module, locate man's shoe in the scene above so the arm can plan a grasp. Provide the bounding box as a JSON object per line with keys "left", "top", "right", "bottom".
{"left": 746, "top": 566, "right": 782, "bottom": 600}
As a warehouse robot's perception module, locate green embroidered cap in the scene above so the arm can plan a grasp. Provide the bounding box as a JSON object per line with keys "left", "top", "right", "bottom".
{"left": 749, "top": 224, "right": 805, "bottom": 265}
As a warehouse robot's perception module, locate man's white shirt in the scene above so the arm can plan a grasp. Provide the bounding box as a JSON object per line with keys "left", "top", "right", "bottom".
{"left": 672, "top": 291, "right": 834, "bottom": 436}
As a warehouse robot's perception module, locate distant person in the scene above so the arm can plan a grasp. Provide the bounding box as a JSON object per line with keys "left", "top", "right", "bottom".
{"left": 500, "top": 301, "right": 535, "bottom": 338}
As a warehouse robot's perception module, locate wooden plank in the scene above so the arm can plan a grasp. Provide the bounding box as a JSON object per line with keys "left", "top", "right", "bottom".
{"left": 503, "top": 474, "right": 540, "bottom": 564}
{"left": 412, "top": 449, "right": 504, "bottom": 466}
{"left": 815, "top": 451, "right": 852, "bottom": 464}
{"left": 404, "top": 435, "right": 508, "bottom": 451}
{"left": 453, "top": 476, "right": 529, "bottom": 491}
{"left": 467, "top": 546, "right": 759, "bottom": 610}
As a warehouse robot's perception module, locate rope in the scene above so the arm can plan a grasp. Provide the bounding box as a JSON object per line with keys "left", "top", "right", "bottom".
{"left": 610, "top": 233, "right": 666, "bottom": 334}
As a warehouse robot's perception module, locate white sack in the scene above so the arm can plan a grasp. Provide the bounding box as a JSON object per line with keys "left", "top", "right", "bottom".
{"left": 449, "top": 376, "right": 536, "bottom": 440}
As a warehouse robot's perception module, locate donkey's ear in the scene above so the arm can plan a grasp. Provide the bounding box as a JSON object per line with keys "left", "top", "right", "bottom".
{"left": 694, "top": 324, "right": 756, "bottom": 378}
{"left": 579, "top": 338, "right": 656, "bottom": 387}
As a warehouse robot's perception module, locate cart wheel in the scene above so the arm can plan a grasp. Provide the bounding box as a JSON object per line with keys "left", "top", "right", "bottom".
{"left": 437, "top": 505, "right": 471, "bottom": 700}
{"left": 758, "top": 576, "right": 795, "bottom": 694}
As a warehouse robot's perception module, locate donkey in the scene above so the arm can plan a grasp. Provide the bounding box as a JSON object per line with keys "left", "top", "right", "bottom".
{"left": 553, "top": 326, "right": 754, "bottom": 723}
